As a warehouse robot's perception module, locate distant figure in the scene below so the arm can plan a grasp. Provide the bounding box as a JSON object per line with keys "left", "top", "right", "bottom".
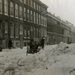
{"left": 30, "top": 39, "right": 34, "bottom": 53}
{"left": 8, "top": 39, "right": 12, "bottom": 49}
{"left": 0, "top": 45, "right": 2, "bottom": 52}
{"left": 33, "top": 41, "right": 38, "bottom": 53}
{"left": 40, "top": 37, "right": 45, "bottom": 49}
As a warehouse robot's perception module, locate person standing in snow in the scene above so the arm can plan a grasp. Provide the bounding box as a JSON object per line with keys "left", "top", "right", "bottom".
{"left": 33, "top": 41, "right": 38, "bottom": 53}
{"left": 29, "top": 39, "right": 34, "bottom": 53}
{"left": 8, "top": 39, "right": 12, "bottom": 49}
{"left": 40, "top": 37, "right": 45, "bottom": 49}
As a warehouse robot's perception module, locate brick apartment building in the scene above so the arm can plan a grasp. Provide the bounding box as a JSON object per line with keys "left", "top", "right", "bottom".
{"left": 0, "top": 0, "right": 48, "bottom": 48}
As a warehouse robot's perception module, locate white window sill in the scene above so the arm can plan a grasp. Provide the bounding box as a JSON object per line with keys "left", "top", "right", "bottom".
{"left": 24, "top": 37, "right": 26, "bottom": 38}
{"left": 19, "top": 18, "right": 23, "bottom": 20}
{"left": 15, "top": 17, "right": 18, "bottom": 19}
{"left": 15, "top": 36, "right": 19, "bottom": 38}
{"left": 10, "top": 36, "right": 14, "bottom": 38}
{"left": 5, "top": 32, "right": 8, "bottom": 34}
{"left": 4, "top": 13, "right": 8, "bottom": 16}
{"left": 10, "top": 15, "right": 14, "bottom": 17}
{"left": 20, "top": 33, "right": 23, "bottom": 35}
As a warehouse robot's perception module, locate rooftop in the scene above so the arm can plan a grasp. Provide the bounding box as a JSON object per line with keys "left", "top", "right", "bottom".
{"left": 35, "top": 0, "right": 48, "bottom": 8}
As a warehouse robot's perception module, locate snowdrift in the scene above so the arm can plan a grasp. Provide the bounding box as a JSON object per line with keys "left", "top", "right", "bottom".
{"left": 54, "top": 42, "right": 75, "bottom": 55}
{"left": 0, "top": 42, "right": 75, "bottom": 75}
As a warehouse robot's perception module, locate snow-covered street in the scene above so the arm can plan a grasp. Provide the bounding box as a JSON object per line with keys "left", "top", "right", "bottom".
{"left": 0, "top": 42, "right": 75, "bottom": 75}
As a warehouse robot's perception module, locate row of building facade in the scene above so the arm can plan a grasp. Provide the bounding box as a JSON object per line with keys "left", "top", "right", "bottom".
{"left": 47, "top": 12, "right": 75, "bottom": 45}
{"left": 0, "top": 0, "right": 75, "bottom": 48}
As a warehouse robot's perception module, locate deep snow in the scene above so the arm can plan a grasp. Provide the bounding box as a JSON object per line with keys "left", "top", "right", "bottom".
{"left": 0, "top": 42, "right": 75, "bottom": 75}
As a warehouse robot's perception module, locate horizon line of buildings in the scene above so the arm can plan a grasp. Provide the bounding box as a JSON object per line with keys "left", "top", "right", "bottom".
{"left": 0, "top": 0, "right": 75, "bottom": 48}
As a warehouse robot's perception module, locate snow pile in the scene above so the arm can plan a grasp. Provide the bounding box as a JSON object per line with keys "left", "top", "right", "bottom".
{"left": 0, "top": 49, "right": 56, "bottom": 75}
{"left": 0, "top": 43, "right": 75, "bottom": 75}
{"left": 53, "top": 42, "right": 75, "bottom": 55}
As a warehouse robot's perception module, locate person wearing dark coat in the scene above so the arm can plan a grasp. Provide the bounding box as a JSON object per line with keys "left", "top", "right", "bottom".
{"left": 33, "top": 41, "right": 38, "bottom": 53}
{"left": 8, "top": 39, "right": 12, "bottom": 49}
{"left": 30, "top": 39, "right": 34, "bottom": 53}
{"left": 40, "top": 37, "right": 45, "bottom": 49}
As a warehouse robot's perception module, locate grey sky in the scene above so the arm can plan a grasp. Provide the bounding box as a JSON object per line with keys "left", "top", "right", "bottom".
{"left": 41, "top": 0, "right": 75, "bottom": 26}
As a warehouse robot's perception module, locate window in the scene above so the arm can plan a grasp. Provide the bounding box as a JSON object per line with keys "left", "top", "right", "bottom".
{"left": 30, "top": 0, "right": 33, "bottom": 7}
{"left": 39, "top": 28, "right": 41, "bottom": 38}
{"left": 41, "top": 15, "right": 44, "bottom": 25}
{"left": 5, "top": 22, "right": 8, "bottom": 33}
{"left": 43, "top": 17, "right": 45, "bottom": 26}
{"left": 36, "top": 13, "right": 38, "bottom": 24}
{"left": 24, "top": 7, "right": 26, "bottom": 20}
{"left": 39, "top": 14, "right": 41, "bottom": 25}
{"left": 27, "top": 0, "right": 29, "bottom": 5}
{"left": 36, "top": 28, "right": 38, "bottom": 38}
{"left": 20, "top": 24, "right": 23, "bottom": 35}
{"left": 15, "top": 23, "right": 19, "bottom": 38}
{"left": 0, "top": 0, "right": 2, "bottom": 14}
{"left": 30, "top": 10, "right": 32, "bottom": 22}
{"left": 31, "top": 26, "right": 33, "bottom": 31}
{"left": 15, "top": 4, "right": 18, "bottom": 18}
{"left": 4, "top": 0, "right": 8, "bottom": 15}
{"left": 37, "top": 4, "right": 38, "bottom": 10}
{"left": 34, "top": 12, "right": 35, "bottom": 23}
{"left": 41, "top": 7, "right": 43, "bottom": 13}
{"left": 34, "top": 27, "right": 35, "bottom": 38}
{"left": 28, "top": 30, "right": 30, "bottom": 38}
{"left": 10, "top": 1, "right": 14, "bottom": 17}
{"left": 20, "top": 0, "right": 23, "bottom": 3}
{"left": 10, "top": 22, "right": 14, "bottom": 38}
{"left": 39, "top": 5, "right": 40, "bottom": 11}
{"left": 41, "top": 15, "right": 42, "bottom": 25}
{"left": 34, "top": 1, "right": 35, "bottom": 9}
{"left": 0, "top": 22, "right": 2, "bottom": 37}
{"left": 43, "top": 8, "right": 46, "bottom": 14}
{"left": 24, "top": 25, "right": 26, "bottom": 38}
{"left": 24, "top": 29, "right": 26, "bottom": 38}
{"left": 24, "top": 0, "right": 26, "bottom": 4}
{"left": 35, "top": 13, "right": 37, "bottom": 24}
{"left": 41, "top": 28, "right": 44, "bottom": 37}
{"left": 45, "top": 17, "right": 47, "bottom": 26}
{"left": 19, "top": 6, "right": 23, "bottom": 19}
{"left": 42, "top": 16, "right": 44, "bottom": 25}
{"left": 35, "top": 3, "right": 37, "bottom": 9}
{"left": 30, "top": 26, "right": 33, "bottom": 38}
{"left": 27, "top": 9, "right": 30, "bottom": 21}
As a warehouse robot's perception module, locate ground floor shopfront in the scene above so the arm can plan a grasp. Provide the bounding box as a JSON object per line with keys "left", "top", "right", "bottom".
{"left": 47, "top": 32, "right": 72, "bottom": 45}
{"left": 0, "top": 17, "right": 47, "bottom": 48}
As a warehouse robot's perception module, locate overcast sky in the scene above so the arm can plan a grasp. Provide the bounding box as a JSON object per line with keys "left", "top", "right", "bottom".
{"left": 41, "top": 0, "right": 75, "bottom": 26}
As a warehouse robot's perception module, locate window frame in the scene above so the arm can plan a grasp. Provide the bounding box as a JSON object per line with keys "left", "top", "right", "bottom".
{"left": 15, "top": 4, "right": 18, "bottom": 18}
{"left": 4, "top": 0, "right": 8, "bottom": 15}
{"left": 19, "top": 6, "right": 23, "bottom": 20}
{"left": 0, "top": 0, "right": 2, "bottom": 14}
{"left": 10, "top": 22, "right": 14, "bottom": 38}
{"left": 10, "top": 1, "right": 14, "bottom": 17}
{"left": 15, "top": 23, "right": 19, "bottom": 38}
